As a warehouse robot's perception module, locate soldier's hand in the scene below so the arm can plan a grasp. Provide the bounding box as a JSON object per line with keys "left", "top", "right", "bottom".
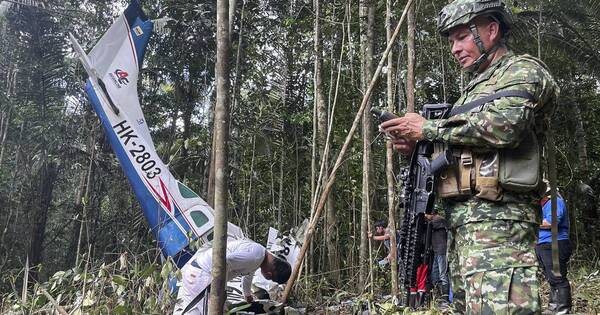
{"left": 380, "top": 113, "right": 426, "bottom": 141}
{"left": 391, "top": 137, "right": 416, "bottom": 155}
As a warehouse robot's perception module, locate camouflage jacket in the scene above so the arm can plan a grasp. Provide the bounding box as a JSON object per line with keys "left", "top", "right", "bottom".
{"left": 422, "top": 51, "right": 558, "bottom": 148}
{"left": 422, "top": 51, "right": 559, "bottom": 227}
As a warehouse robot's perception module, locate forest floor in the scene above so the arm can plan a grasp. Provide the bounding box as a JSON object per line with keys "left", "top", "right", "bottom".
{"left": 303, "top": 256, "right": 600, "bottom": 314}
{"left": 1, "top": 253, "right": 599, "bottom": 314}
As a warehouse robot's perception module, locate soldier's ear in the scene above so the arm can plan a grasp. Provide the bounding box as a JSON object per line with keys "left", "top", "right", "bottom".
{"left": 488, "top": 19, "right": 501, "bottom": 43}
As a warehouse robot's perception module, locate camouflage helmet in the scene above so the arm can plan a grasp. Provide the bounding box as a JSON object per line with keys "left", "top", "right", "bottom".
{"left": 437, "top": 0, "right": 513, "bottom": 37}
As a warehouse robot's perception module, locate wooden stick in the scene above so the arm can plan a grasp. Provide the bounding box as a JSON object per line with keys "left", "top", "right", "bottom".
{"left": 39, "top": 287, "right": 69, "bottom": 315}
{"left": 281, "top": 0, "right": 414, "bottom": 302}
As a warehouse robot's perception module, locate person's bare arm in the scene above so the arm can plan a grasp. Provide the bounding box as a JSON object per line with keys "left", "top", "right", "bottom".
{"left": 372, "top": 234, "right": 389, "bottom": 241}
{"left": 539, "top": 219, "right": 551, "bottom": 229}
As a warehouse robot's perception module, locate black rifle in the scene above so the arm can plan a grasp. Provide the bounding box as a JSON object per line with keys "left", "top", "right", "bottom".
{"left": 371, "top": 104, "right": 453, "bottom": 307}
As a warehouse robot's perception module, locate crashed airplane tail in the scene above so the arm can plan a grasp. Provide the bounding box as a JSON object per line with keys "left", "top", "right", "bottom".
{"left": 70, "top": 0, "right": 242, "bottom": 268}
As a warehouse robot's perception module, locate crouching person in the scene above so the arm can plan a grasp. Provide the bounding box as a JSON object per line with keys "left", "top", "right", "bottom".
{"left": 173, "top": 238, "right": 292, "bottom": 315}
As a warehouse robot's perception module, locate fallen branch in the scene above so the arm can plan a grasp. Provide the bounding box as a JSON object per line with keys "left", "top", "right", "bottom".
{"left": 39, "top": 287, "right": 69, "bottom": 315}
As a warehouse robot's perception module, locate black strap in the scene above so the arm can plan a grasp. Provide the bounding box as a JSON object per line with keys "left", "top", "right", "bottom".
{"left": 449, "top": 90, "right": 535, "bottom": 117}
{"left": 182, "top": 284, "right": 211, "bottom": 314}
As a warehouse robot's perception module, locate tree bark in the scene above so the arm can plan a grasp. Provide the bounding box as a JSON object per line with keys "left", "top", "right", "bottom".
{"left": 386, "top": 0, "right": 399, "bottom": 299}
{"left": 29, "top": 158, "right": 57, "bottom": 279}
{"left": 208, "top": 0, "right": 231, "bottom": 312}
{"left": 573, "top": 103, "right": 588, "bottom": 171}
{"left": 406, "top": 0, "right": 416, "bottom": 113}
{"left": 1, "top": 122, "right": 23, "bottom": 248}
{"left": 0, "top": 106, "right": 11, "bottom": 167}
{"left": 207, "top": 119, "right": 216, "bottom": 207}
{"left": 245, "top": 135, "right": 256, "bottom": 231}
{"left": 359, "top": 0, "right": 375, "bottom": 290}
{"left": 228, "top": 0, "right": 236, "bottom": 42}
{"left": 278, "top": 144, "right": 284, "bottom": 229}
{"left": 75, "top": 130, "right": 96, "bottom": 267}
{"left": 313, "top": 0, "right": 338, "bottom": 284}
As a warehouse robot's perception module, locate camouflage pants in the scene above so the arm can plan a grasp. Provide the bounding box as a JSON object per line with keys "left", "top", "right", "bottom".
{"left": 448, "top": 220, "right": 541, "bottom": 314}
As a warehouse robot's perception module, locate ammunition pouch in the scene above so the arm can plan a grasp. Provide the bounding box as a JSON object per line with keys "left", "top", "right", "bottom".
{"left": 430, "top": 89, "right": 542, "bottom": 201}
{"left": 498, "top": 129, "right": 540, "bottom": 192}
{"left": 435, "top": 129, "right": 540, "bottom": 201}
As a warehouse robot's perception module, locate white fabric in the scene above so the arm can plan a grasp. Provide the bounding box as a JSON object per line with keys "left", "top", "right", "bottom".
{"left": 173, "top": 239, "right": 266, "bottom": 314}
{"left": 173, "top": 267, "right": 211, "bottom": 315}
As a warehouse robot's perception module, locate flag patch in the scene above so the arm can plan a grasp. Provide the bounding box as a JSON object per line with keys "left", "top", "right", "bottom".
{"left": 133, "top": 26, "right": 144, "bottom": 36}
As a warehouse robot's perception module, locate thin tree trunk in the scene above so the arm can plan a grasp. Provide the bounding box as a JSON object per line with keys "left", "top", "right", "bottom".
{"left": 207, "top": 121, "right": 217, "bottom": 207}
{"left": 67, "top": 125, "right": 95, "bottom": 268}
{"left": 313, "top": 0, "right": 338, "bottom": 283}
{"left": 1, "top": 122, "right": 23, "bottom": 248}
{"left": 208, "top": 0, "right": 231, "bottom": 312}
{"left": 294, "top": 128, "right": 300, "bottom": 227}
{"left": 537, "top": 2, "right": 542, "bottom": 60}
{"left": 67, "top": 170, "right": 86, "bottom": 268}
{"left": 278, "top": 145, "right": 284, "bottom": 229}
{"left": 228, "top": 0, "right": 236, "bottom": 42}
{"left": 0, "top": 66, "right": 15, "bottom": 168}
{"left": 180, "top": 83, "right": 194, "bottom": 180}
{"left": 313, "top": 0, "right": 331, "bottom": 276}
{"left": 352, "top": 188, "right": 357, "bottom": 278}
{"left": 573, "top": 99, "right": 588, "bottom": 171}
{"left": 0, "top": 110, "right": 8, "bottom": 167}
{"left": 308, "top": 0, "right": 323, "bottom": 276}
{"left": 386, "top": 0, "right": 399, "bottom": 299}
{"left": 359, "top": 0, "right": 375, "bottom": 290}
{"left": 271, "top": 161, "right": 276, "bottom": 215}
{"left": 245, "top": 135, "right": 256, "bottom": 231}
{"left": 230, "top": 0, "right": 245, "bottom": 121}
{"left": 406, "top": 0, "right": 416, "bottom": 113}
{"left": 75, "top": 132, "right": 96, "bottom": 267}
{"left": 281, "top": 0, "right": 413, "bottom": 301}
{"left": 29, "top": 158, "right": 58, "bottom": 279}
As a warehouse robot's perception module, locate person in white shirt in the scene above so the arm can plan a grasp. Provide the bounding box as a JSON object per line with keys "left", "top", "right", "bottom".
{"left": 173, "top": 238, "right": 292, "bottom": 315}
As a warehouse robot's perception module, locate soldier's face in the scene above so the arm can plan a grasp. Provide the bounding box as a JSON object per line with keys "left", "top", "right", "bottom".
{"left": 448, "top": 20, "right": 500, "bottom": 70}
{"left": 448, "top": 25, "right": 481, "bottom": 69}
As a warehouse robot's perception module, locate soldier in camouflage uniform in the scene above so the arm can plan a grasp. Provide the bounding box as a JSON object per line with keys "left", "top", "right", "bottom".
{"left": 381, "top": 0, "right": 559, "bottom": 314}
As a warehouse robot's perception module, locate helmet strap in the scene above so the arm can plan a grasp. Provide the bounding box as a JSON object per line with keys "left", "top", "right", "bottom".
{"left": 466, "top": 23, "right": 499, "bottom": 73}
{"left": 469, "top": 24, "right": 486, "bottom": 55}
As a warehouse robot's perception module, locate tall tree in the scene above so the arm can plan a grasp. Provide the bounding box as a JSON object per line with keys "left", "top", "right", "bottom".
{"left": 359, "top": 0, "right": 375, "bottom": 289}
{"left": 312, "top": 0, "right": 338, "bottom": 283}
{"left": 386, "top": 0, "right": 399, "bottom": 299}
{"left": 406, "top": 0, "right": 416, "bottom": 113}
{"left": 1, "top": 2, "right": 70, "bottom": 279}
{"left": 208, "top": 0, "right": 231, "bottom": 312}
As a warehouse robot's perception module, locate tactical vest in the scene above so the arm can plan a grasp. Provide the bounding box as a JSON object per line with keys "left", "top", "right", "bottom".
{"left": 435, "top": 55, "right": 554, "bottom": 201}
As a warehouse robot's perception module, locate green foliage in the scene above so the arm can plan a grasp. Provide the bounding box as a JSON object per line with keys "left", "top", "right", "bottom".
{"left": 0, "top": 252, "right": 175, "bottom": 314}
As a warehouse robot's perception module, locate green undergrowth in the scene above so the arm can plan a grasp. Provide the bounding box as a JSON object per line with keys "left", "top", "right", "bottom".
{"left": 302, "top": 257, "right": 600, "bottom": 314}
{"left": 1, "top": 254, "right": 599, "bottom": 314}
{"left": 0, "top": 252, "right": 178, "bottom": 314}
{"left": 561, "top": 255, "right": 600, "bottom": 313}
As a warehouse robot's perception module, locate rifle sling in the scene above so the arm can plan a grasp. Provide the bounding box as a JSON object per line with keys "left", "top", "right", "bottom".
{"left": 448, "top": 90, "right": 535, "bottom": 117}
